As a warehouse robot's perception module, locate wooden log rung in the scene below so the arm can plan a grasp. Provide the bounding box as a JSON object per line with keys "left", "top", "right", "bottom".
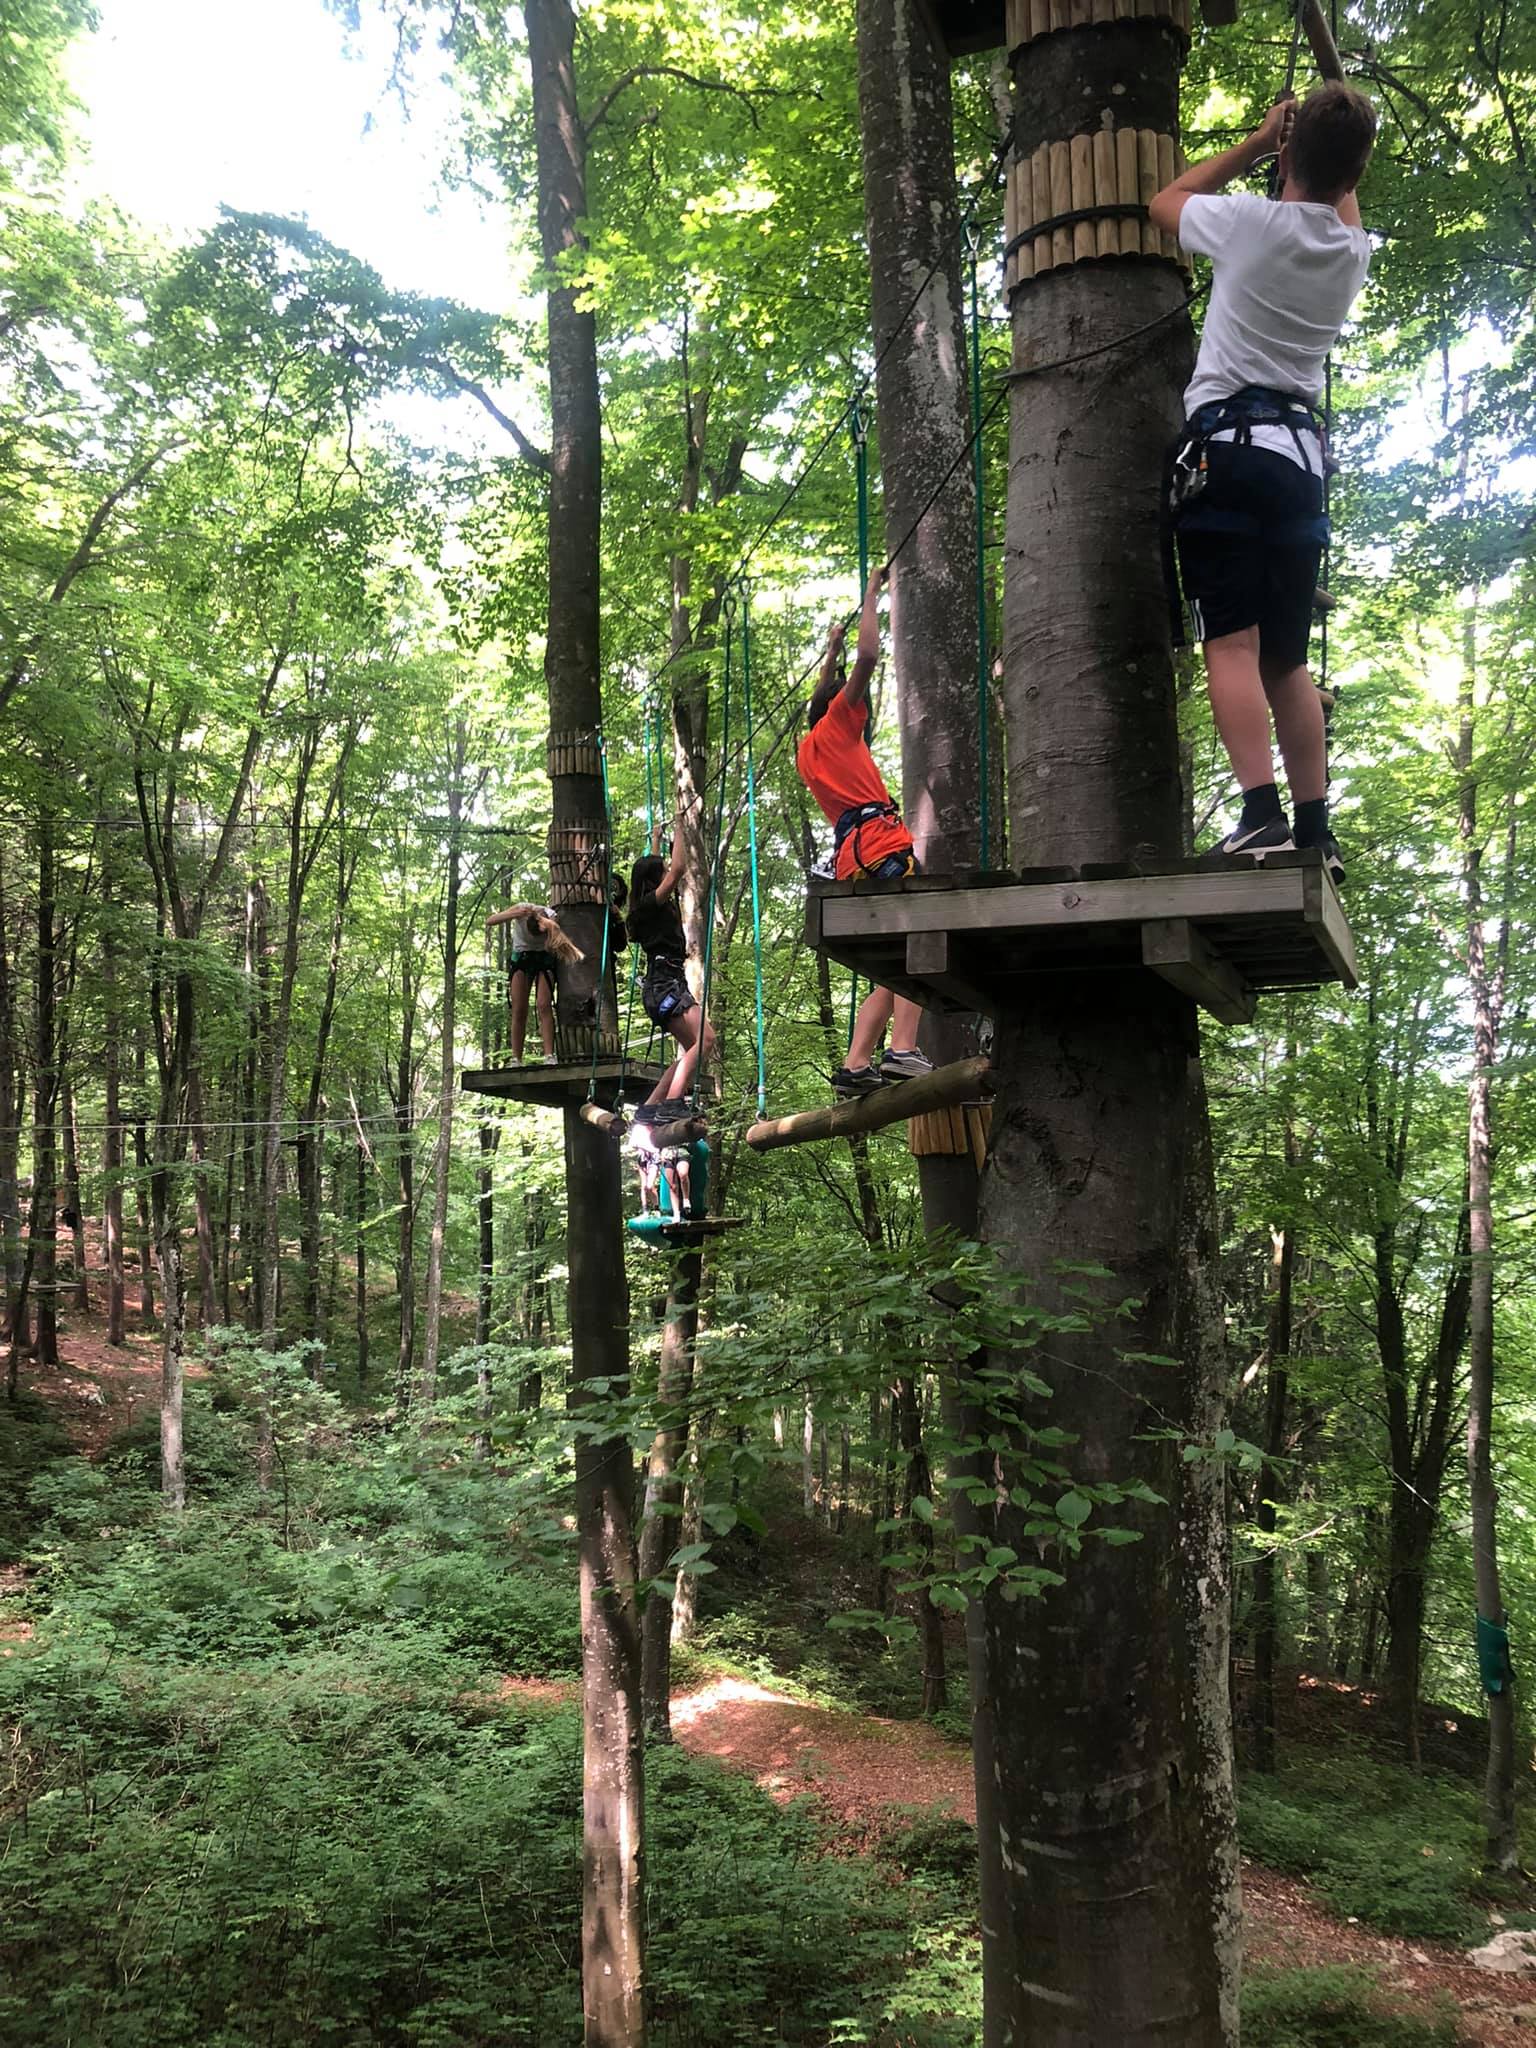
{"left": 745, "top": 1058, "right": 995, "bottom": 1155}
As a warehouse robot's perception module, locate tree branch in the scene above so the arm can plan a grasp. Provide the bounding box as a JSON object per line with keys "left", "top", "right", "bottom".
{"left": 432, "top": 362, "right": 551, "bottom": 474}
{"left": 582, "top": 64, "right": 796, "bottom": 142}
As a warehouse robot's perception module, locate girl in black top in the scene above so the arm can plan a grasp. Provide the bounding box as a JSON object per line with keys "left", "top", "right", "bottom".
{"left": 628, "top": 815, "right": 716, "bottom": 1123}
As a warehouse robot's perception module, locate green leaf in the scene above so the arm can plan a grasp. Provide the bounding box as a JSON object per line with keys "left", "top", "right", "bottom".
{"left": 910, "top": 1494, "right": 936, "bottom": 1524}
{"left": 1056, "top": 1491, "right": 1092, "bottom": 1529}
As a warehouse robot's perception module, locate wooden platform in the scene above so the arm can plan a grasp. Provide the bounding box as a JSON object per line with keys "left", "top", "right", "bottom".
{"left": 460, "top": 1058, "right": 667, "bottom": 1108}
{"left": 626, "top": 1215, "right": 746, "bottom": 1246}
{"left": 807, "top": 852, "right": 1357, "bottom": 1027}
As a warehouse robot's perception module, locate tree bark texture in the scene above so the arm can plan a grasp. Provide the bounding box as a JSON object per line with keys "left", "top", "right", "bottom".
{"left": 1458, "top": 628, "right": 1519, "bottom": 1870}
{"left": 979, "top": 17, "right": 1239, "bottom": 2037}
{"left": 33, "top": 815, "right": 58, "bottom": 1367}
{"left": 527, "top": 2, "right": 645, "bottom": 2039}
{"left": 854, "top": 0, "right": 1008, "bottom": 1975}
{"left": 639, "top": 1248, "right": 702, "bottom": 1740}
{"left": 419, "top": 719, "right": 468, "bottom": 1411}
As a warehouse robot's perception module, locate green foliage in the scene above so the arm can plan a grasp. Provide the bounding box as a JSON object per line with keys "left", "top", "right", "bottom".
{"left": 1239, "top": 1749, "right": 1496, "bottom": 1943}
{"left": 0, "top": 1391, "right": 73, "bottom": 1562}
{"left": 1240, "top": 1967, "right": 1459, "bottom": 2048}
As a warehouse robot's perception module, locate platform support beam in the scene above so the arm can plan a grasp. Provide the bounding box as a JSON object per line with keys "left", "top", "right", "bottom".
{"left": 1141, "top": 918, "right": 1255, "bottom": 1025}
{"left": 744, "top": 1057, "right": 992, "bottom": 1153}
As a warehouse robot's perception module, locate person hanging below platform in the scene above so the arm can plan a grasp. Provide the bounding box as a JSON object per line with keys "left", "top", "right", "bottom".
{"left": 1152, "top": 82, "right": 1376, "bottom": 884}
{"left": 798, "top": 567, "right": 933, "bottom": 1100}
{"left": 627, "top": 812, "right": 717, "bottom": 1131}
{"left": 485, "top": 900, "right": 584, "bottom": 1064}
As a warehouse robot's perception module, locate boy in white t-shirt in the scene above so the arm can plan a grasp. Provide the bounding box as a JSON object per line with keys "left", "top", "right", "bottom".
{"left": 1151, "top": 83, "right": 1377, "bottom": 880}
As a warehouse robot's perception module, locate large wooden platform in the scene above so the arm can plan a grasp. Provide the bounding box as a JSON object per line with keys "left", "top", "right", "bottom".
{"left": 460, "top": 1058, "right": 667, "bottom": 1108}
{"left": 807, "top": 852, "right": 1357, "bottom": 1027}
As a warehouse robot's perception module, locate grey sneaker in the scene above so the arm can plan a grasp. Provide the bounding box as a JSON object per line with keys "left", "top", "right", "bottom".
{"left": 832, "top": 1065, "right": 884, "bottom": 1100}
{"left": 879, "top": 1048, "right": 934, "bottom": 1085}
{"left": 1216, "top": 816, "right": 1294, "bottom": 860}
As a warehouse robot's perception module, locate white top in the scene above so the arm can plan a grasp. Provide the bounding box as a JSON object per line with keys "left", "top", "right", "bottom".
{"left": 512, "top": 906, "right": 555, "bottom": 953}
{"left": 1179, "top": 192, "right": 1370, "bottom": 473}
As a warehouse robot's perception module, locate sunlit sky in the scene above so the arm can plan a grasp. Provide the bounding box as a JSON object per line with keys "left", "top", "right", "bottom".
{"left": 67, "top": 0, "right": 509, "bottom": 306}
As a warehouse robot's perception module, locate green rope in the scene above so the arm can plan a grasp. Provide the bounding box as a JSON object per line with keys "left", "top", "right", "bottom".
{"left": 968, "top": 224, "right": 991, "bottom": 869}
{"left": 586, "top": 729, "right": 615, "bottom": 1105}
{"left": 693, "top": 612, "right": 732, "bottom": 1112}
{"left": 740, "top": 586, "right": 768, "bottom": 1119}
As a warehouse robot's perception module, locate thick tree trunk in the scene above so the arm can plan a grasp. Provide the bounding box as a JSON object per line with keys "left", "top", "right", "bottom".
{"left": 419, "top": 720, "right": 468, "bottom": 1411}
{"left": 60, "top": 1076, "right": 89, "bottom": 1314}
{"left": 131, "top": 1032, "right": 155, "bottom": 1329}
{"left": 393, "top": 953, "right": 419, "bottom": 1411}
{"left": 33, "top": 816, "right": 59, "bottom": 1367}
{"left": 186, "top": 1067, "right": 215, "bottom": 1330}
{"left": 102, "top": 883, "right": 126, "bottom": 1348}
{"left": 974, "top": 10, "right": 1238, "bottom": 2033}
{"left": 527, "top": 0, "right": 644, "bottom": 2036}
{"left": 854, "top": 0, "right": 1008, "bottom": 1976}
{"left": 0, "top": 846, "right": 22, "bottom": 1324}
{"left": 639, "top": 1248, "right": 702, "bottom": 1740}
{"left": 1458, "top": 631, "right": 1519, "bottom": 1869}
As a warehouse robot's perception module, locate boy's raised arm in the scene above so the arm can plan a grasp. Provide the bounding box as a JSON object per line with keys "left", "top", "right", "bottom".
{"left": 1149, "top": 96, "right": 1293, "bottom": 236}
{"left": 843, "top": 567, "right": 887, "bottom": 710}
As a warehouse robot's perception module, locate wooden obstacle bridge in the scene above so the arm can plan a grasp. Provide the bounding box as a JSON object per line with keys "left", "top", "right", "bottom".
{"left": 806, "top": 850, "right": 1358, "bottom": 1031}
{"left": 460, "top": 1053, "right": 667, "bottom": 1112}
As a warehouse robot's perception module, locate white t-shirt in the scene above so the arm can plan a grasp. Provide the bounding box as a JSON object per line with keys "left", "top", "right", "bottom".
{"left": 512, "top": 906, "right": 555, "bottom": 953}
{"left": 1179, "top": 192, "right": 1370, "bottom": 473}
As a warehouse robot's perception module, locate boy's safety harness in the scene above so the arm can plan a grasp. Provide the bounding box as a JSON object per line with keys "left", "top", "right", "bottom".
{"left": 811, "top": 798, "right": 908, "bottom": 882}
{"left": 1162, "top": 383, "right": 1334, "bottom": 646}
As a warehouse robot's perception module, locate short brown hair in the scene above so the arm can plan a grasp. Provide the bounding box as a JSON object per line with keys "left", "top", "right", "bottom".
{"left": 1289, "top": 83, "right": 1377, "bottom": 200}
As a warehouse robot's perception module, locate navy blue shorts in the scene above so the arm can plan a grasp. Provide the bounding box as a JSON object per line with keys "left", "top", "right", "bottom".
{"left": 1176, "top": 444, "right": 1324, "bottom": 673}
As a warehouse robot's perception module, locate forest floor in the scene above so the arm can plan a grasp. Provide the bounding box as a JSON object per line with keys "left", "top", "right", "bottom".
{"left": 503, "top": 1668, "right": 1536, "bottom": 2045}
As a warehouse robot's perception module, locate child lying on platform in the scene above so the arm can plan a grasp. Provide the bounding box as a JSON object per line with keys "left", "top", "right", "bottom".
{"left": 484, "top": 902, "right": 583, "bottom": 1064}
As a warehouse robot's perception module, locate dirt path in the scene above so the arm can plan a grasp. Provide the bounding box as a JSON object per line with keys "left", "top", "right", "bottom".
{"left": 652, "top": 1676, "right": 1536, "bottom": 2045}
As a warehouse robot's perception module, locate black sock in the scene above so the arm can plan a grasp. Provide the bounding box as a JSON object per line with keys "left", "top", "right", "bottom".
{"left": 1293, "top": 798, "right": 1329, "bottom": 848}
{"left": 1239, "top": 782, "right": 1283, "bottom": 830}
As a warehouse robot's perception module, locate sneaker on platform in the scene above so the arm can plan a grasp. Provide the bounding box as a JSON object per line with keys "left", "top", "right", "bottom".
{"left": 831, "top": 1065, "right": 884, "bottom": 1100}
{"left": 1216, "top": 816, "right": 1294, "bottom": 860}
{"left": 879, "top": 1047, "right": 934, "bottom": 1085}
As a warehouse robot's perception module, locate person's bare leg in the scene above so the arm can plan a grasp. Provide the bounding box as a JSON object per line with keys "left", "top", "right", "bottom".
{"left": 888, "top": 997, "right": 925, "bottom": 1054}
{"left": 847, "top": 986, "right": 895, "bottom": 1070}
{"left": 1262, "top": 658, "right": 1326, "bottom": 805}
{"left": 1204, "top": 626, "right": 1275, "bottom": 792}
{"left": 647, "top": 1012, "right": 700, "bottom": 1106}
{"left": 510, "top": 971, "right": 531, "bottom": 1062}
{"left": 535, "top": 977, "right": 556, "bottom": 1057}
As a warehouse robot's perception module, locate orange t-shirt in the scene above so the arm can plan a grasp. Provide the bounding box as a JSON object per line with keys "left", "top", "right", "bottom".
{"left": 795, "top": 688, "right": 913, "bottom": 880}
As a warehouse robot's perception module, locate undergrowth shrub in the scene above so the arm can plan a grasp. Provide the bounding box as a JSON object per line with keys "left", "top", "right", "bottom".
{"left": 1239, "top": 1749, "right": 1491, "bottom": 1943}
{"left": 0, "top": 1389, "right": 73, "bottom": 1559}
{"left": 1241, "top": 1965, "right": 1459, "bottom": 2046}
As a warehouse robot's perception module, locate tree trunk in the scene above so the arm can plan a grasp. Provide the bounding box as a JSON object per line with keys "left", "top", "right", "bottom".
{"left": 0, "top": 845, "right": 22, "bottom": 1325}
{"left": 1458, "top": 635, "right": 1518, "bottom": 1865}
{"left": 60, "top": 1075, "right": 89, "bottom": 1314}
{"left": 102, "top": 879, "right": 126, "bottom": 1348}
{"left": 32, "top": 815, "right": 59, "bottom": 1367}
{"left": 131, "top": 1032, "right": 155, "bottom": 1328}
{"left": 639, "top": 1248, "right": 702, "bottom": 1740}
{"left": 419, "top": 720, "right": 468, "bottom": 1410}
{"left": 973, "top": 9, "right": 1238, "bottom": 2033}
{"left": 393, "top": 948, "right": 419, "bottom": 1412}
{"left": 354, "top": 1137, "right": 370, "bottom": 1386}
{"left": 895, "top": 1370, "right": 947, "bottom": 1716}
{"left": 528, "top": 0, "right": 644, "bottom": 2035}
{"left": 1251, "top": 1218, "right": 1294, "bottom": 1774}
{"left": 186, "top": 1067, "right": 215, "bottom": 1330}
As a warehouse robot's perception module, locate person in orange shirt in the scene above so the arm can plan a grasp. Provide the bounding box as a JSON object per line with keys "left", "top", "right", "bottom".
{"left": 798, "top": 568, "right": 932, "bottom": 1099}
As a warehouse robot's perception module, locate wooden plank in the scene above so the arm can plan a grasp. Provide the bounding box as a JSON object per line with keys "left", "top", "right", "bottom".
{"left": 1141, "top": 918, "right": 1257, "bottom": 1025}
{"left": 578, "top": 1101, "right": 628, "bottom": 1137}
{"left": 821, "top": 866, "right": 1309, "bottom": 942}
{"left": 1300, "top": 865, "right": 1361, "bottom": 989}
{"left": 461, "top": 1060, "right": 665, "bottom": 1106}
{"left": 907, "top": 930, "right": 998, "bottom": 1017}
{"left": 745, "top": 1057, "right": 994, "bottom": 1154}
{"left": 1301, "top": 0, "right": 1345, "bottom": 79}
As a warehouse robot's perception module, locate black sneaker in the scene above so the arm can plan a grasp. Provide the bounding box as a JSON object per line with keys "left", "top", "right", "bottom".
{"left": 1310, "top": 832, "right": 1345, "bottom": 886}
{"left": 831, "top": 1065, "right": 884, "bottom": 1100}
{"left": 879, "top": 1048, "right": 934, "bottom": 1085}
{"left": 649, "top": 1097, "right": 693, "bottom": 1132}
{"left": 1216, "top": 816, "right": 1295, "bottom": 860}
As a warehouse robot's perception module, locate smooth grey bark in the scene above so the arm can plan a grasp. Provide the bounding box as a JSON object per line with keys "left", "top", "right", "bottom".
{"left": 527, "top": 1, "right": 644, "bottom": 2039}
{"left": 419, "top": 718, "right": 469, "bottom": 1411}
{"left": 390, "top": 930, "right": 420, "bottom": 1411}
{"left": 976, "top": 15, "right": 1239, "bottom": 2030}
{"left": 639, "top": 1248, "right": 702, "bottom": 1740}
{"left": 1458, "top": 613, "right": 1519, "bottom": 1870}
{"left": 855, "top": 0, "right": 998, "bottom": 1977}
{"left": 102, "top": 869, "right": 126, "bottom": 1347}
